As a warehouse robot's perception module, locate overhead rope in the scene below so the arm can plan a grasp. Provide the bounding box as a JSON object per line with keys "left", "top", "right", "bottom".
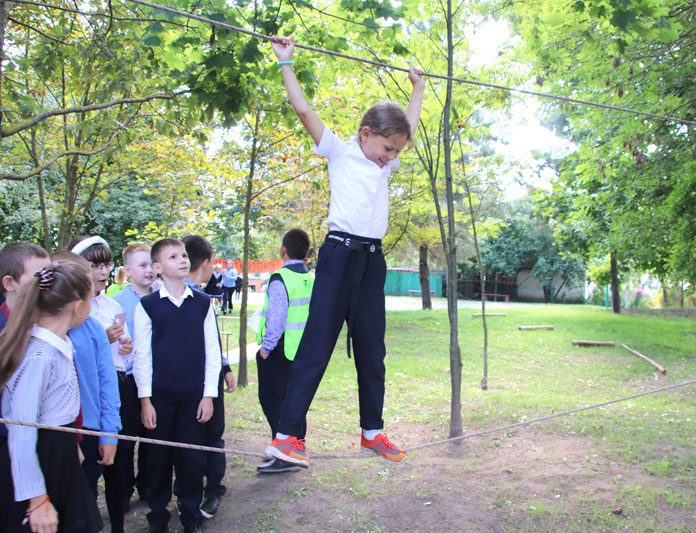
{"left": 2, "top": 377, "right": 693, "bottom": 461}
{"left": 122, "top": 0, "right": 695, "bottom": 127}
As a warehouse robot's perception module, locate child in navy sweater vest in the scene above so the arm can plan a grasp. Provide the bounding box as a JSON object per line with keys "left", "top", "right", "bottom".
{"left": 133, "top": 239, "right": 221, "bottom": 533}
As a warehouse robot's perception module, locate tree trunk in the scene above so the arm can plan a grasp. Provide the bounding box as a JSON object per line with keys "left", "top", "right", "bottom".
{"left": 237, "top": 109, "right": 261, "bottom": 387}
{"left": 443, "top": 0, "right": 463, "bottom": 438}
{"left": 553, "top": 278, "right": 567, "bottom": 302}
{"left": 660, "top": 278, "right": 668, "bottom": 307}
{"left": 610, "top": 251, "right": 621, "bottom": 314}
{"left": 456, "top": 133, "right": 488, "bottom": 391}
{"left": 679, "top": 281, "right": 684, "bottom": 308}
{"left": 58, "top": 154, "right": 80, "bottom": 247}
{"left": 418, "top": 243, "right": 432, "bottom": 310}
{"left": 0, "top": 0, "right": 12, "bottom": 130}
{"left": 37, "top": 174, "right": 50, "bottom": 249}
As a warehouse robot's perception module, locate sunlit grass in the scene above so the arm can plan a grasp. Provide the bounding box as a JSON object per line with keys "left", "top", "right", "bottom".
{"left": 223, "top": 303, "right": 695, "bottom": 531}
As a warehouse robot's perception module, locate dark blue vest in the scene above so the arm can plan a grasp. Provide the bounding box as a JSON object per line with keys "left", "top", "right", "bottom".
{"left": 140, "top": 290, "right": 210, "bottom": 401}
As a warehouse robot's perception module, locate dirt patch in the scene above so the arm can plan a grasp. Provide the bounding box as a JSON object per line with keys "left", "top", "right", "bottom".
{"left": 116, "top": 424, "right": 694, "bottom": 532}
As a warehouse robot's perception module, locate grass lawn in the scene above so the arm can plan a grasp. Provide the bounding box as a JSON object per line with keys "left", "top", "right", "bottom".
{"left": 126, "top": 303, "right": 695, "bottom": 531}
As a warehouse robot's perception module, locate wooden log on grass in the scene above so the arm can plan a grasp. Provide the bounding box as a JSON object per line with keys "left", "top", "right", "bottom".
{"left": 620, "top": 344, "right": 667, "bottom": 375}
{"left": 518, "top": 325, "right": 554, "bottom": 331}
{"left": 572, "top": 340, "right": 616, "bottom": 347}
{"left": 472, "top": 313, "right": 506, "bottom": 317}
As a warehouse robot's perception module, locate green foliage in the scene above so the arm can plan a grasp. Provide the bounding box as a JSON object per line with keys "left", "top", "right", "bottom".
{"left": 512, "top": 0, "right": 696, "bottom": 286}
{"left": 481, "top": 202, "right": 584, "bottom": 302}
{"left": 84, "top": 179, "right": 168, "bottom": 262}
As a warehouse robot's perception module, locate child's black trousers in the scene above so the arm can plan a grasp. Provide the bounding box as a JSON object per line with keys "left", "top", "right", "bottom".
{"left": 277, "top": 233, "right": 387, "bottom": 437}
{"left": 146, "top": 397, "right": 206, "bottom": 529}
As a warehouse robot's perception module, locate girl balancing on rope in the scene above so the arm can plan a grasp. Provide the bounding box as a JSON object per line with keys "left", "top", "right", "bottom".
{"left": 0, "top": 254, "right": 103, "bottom": 532}
{"left": 266, "top": 35, "right": 425, "bottom": 466}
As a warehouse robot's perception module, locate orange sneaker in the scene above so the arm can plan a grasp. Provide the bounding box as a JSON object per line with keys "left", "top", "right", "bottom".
{"left": 361, "top": 433, "right": 407, "bottom": 463}
{"left": 266, "top": 436, "right": 310, "bottom": 467}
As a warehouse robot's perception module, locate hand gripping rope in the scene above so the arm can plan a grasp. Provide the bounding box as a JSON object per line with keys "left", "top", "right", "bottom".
{"left": 119, "top": 0, "right": 695, "bottom": 127}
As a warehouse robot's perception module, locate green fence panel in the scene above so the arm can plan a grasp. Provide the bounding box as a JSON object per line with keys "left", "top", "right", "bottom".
{"left": 384, "top": 270, "right": 443, "bottom": 296}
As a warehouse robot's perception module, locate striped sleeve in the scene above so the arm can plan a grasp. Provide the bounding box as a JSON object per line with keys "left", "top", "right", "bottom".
{"left": 7, "top": 355, "right": 51, "bottom": 501}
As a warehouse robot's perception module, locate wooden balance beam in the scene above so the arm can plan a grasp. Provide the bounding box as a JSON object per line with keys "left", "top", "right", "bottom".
{"left": 571, "top": 340, "right": 667, "bottom": 374}
{"left": 572, "top": 340, "right": 616, "bottom": 347}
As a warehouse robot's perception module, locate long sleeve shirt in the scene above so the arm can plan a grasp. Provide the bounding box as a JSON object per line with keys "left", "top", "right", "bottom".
{"left": 90, "top": 291, "right": 132, "bottom": 372}
{"left": 132, "top": 285, "right": 221, "bottom": 399}
{"left": 2, "top": 327, "right": 81, "bottom": 501}
{"left": 69, "top": 317, "right": 121, "bottom": 444}
{"left": 113, "top": 284, "right": 154, "bottom": 375}
{"left": 185, "top": 278, "right": 229, "bottom": 368}
{"left": 260, "top": 259, "right": 305, "bottom": 354}
{"left": 222, "top": 268, "right": 238, "bottom": 288}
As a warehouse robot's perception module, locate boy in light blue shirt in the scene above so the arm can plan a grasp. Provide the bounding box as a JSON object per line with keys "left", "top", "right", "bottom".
{"left": 113, "top": 242, "right": 156, "bottom": 505}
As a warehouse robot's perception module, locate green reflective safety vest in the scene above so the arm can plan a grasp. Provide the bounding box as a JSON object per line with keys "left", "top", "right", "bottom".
{"left": 257, "top": 267, "right": 314, "bottom": 361}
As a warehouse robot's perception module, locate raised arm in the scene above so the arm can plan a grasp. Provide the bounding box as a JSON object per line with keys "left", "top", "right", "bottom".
{"left": 271, "top": 35, "right": 325, "bottom": 145}
{"left": 405, "top": 67, "right": 426, "bottom": 136}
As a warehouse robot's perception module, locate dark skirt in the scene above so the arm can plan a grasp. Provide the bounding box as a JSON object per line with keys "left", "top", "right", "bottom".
{"left": 6, "top": 424, "right": 104, "bottom": 532}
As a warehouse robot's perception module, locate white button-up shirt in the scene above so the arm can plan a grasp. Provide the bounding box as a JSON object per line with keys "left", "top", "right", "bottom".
{"left": 316, "top": 128, "right": 399, "bottom": 239}
{"left": 132, "top": 285, "right": 221, "bottom": 399}
{"left": 90, "top": 291, "right": 131, "bottom": 372}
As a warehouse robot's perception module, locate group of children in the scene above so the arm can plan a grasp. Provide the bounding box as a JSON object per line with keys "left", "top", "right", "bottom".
{"left": 0, "top": 33, "right": 425, "bottom": 533}
{"left": 0, "top": 235, "right": 238, "bottom": 533}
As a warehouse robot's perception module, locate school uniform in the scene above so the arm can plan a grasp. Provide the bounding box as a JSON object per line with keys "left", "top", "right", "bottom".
{"left": 133, "top": 286, "right": 221, "bottom": 530}
{"left": 204, "top": 272, "right": 223, "bottom": 299}
{"left": 2, "top": 327, "right": 103, "bottom": 532}
{"left": 184, "top": 278, "right": 230, "bottom": 502}
{"left": 277, "top": 127, "right": 397, "bottom": 437}
{"left": 87, "top": 292, "right": 130, "bottom": 532}
{"left": 69, "top": 317, "right": 124, "bottom": 532}
{"left": 257, "top": 260, "right": 313, "bottom": 439}
{"left": 0, "top": 302, "right": 24, "bottom": 531}
{"left": 90, "top": 291, "right": 132, "bottom": 373}
{"left": 113, "top": 285, "right": 154, "bottom": 500}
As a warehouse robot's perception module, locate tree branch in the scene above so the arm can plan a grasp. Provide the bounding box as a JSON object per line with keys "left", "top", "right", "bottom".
{"left": 1, "top": 129, "right": 122, "bottom": 181}
{"left": 8, "top": 17, "right": 68, "bottom": 44}
{"left": 1, "top": 90, "right": 189, "bottom": 137}
{"left": 250, "top": 163, "right": 322, "bottom": 201}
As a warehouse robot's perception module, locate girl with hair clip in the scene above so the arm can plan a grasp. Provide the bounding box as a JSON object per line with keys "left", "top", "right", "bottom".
{"left": 0, "top": 253, "right": 103, "bottom": 532}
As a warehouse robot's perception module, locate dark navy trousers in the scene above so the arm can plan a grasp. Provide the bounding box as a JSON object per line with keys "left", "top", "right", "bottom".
{"left": 203, "top": 371, "right": 227, "bottom": 498}
{"left": 172, "top": 371, "right": 226, "bottom": 503}
{"left": 277, "top": 236, "right": 387, "bottom": 437}
{"left": 257, "top": 348, "right": 307, "bottom": 440}
{"left": 146, "top": 397, "right": 206, "bottom": 529}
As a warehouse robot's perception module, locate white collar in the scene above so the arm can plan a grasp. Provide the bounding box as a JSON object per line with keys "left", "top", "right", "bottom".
{"left": 31, "top": 326, "right": 73, "bottom": 361}
{"left": 158, "top": 285, "right": 193, "bottom": 301}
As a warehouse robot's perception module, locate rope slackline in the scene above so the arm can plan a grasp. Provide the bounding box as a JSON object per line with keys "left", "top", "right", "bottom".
{"left": 122, "top": 0, "right": 695, "bottom": 127}
{"left": 2, "top": 377, "right": 693, "bottom": 461}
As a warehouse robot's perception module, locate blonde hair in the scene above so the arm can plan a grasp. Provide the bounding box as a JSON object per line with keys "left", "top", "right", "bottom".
{"left": 122, "top": 243, "right": 151, "bottom": 264}
{"left": 0, "top": 252, "right": 92, "bottom": 387}
{"left": 113, "top": 266, "right": 127, "bottom": 285}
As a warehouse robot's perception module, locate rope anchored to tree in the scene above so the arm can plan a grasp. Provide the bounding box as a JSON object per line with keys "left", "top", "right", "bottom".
{"left": 1, "top": 377, "right": 693, "bottom": 460}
